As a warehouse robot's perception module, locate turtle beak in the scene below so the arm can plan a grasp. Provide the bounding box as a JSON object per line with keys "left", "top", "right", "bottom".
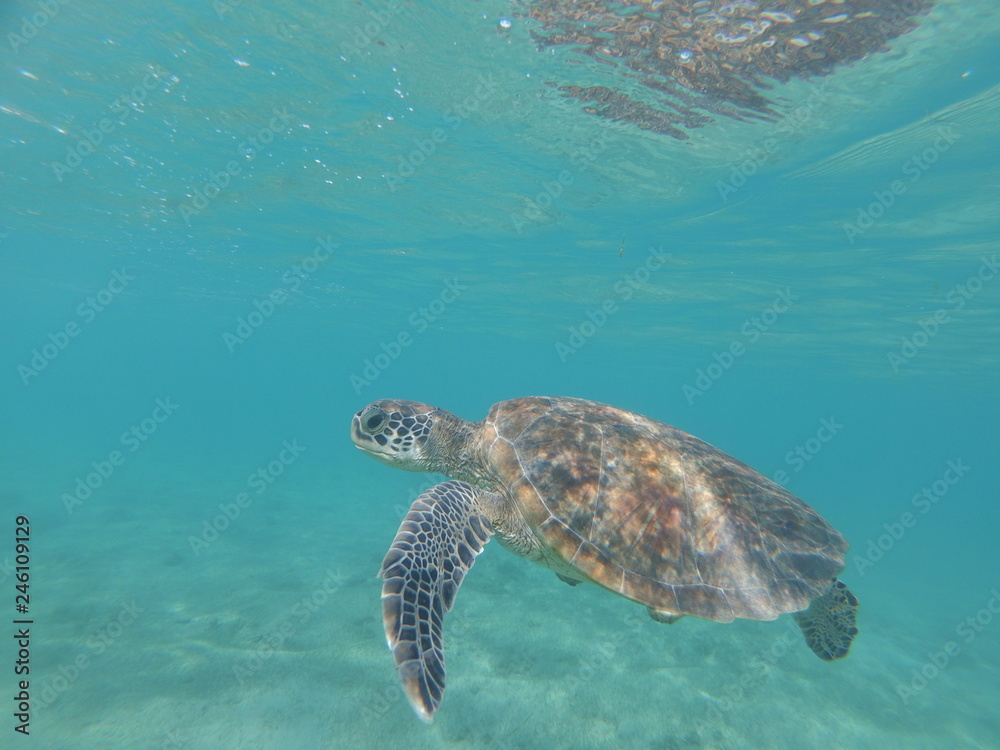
{"left": 351, "top": 414, "right": 393, "bottom": 462}
{"left": 355, "top": 442, "right": 384, "bottom": 459}
{"left": 350, "top": 415, "right": 373, "bottom": 451}
{"left": 351, "top": 416, "right": 374, "bottom": 448}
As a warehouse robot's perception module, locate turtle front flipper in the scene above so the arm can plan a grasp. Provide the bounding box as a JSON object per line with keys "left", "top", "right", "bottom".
{"left": 793, "top": 578, "right": 859, "bottom": 661}
{"left": 379, "top": 480, "right": 495, "bottom": 723}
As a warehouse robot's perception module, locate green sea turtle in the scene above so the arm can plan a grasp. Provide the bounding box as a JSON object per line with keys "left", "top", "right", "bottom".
{"left": 351, "top": 396, "right": 859, "bottom": 723}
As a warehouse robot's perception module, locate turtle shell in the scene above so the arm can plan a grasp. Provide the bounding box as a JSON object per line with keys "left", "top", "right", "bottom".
{"left": 480, "top": 396, "right": 847, "bottom": 623}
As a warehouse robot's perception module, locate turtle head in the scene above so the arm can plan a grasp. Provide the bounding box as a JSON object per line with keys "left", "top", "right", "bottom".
{"left": 351, "top": 399, "right": 445, "bottom": 472}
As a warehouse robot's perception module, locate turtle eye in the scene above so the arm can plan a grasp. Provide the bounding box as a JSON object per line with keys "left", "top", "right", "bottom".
{"left": 365, "top": 411, "right": 388, "bottom": 432}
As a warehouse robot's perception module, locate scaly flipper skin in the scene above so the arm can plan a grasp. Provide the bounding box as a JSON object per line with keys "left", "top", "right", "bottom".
{"left": 378, "top": 480, "right": 495, "bottom": 723}
{"left": 793, "top": 578, "right": 859, "bottom": 661}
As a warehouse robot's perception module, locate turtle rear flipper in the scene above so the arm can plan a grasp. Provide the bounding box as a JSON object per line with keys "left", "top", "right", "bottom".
{"left": 793, "top": 578, "right": 859, "bottom": 661}
{"left": 379, "top": 480, "right": 495, "bottom": 723}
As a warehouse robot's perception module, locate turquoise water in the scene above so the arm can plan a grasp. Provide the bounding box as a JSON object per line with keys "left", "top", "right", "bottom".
{"left": 2, "top": 0, "right": 999, "bottom": 747}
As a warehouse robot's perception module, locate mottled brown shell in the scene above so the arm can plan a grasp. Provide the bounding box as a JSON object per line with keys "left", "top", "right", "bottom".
{"left": 480, "top": 397, "right": 847, "bottom": 623}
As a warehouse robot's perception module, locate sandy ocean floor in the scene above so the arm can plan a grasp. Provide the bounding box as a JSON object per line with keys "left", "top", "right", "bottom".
{"left": 14, "top": 463, "right": 997, "bottom": 750}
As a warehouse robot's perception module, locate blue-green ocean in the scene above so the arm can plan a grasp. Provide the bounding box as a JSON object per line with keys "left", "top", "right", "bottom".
{"left": 2, "top": 0, "right": 999, "bottom": 747}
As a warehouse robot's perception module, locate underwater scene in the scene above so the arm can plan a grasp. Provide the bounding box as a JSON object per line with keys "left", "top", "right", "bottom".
{"left": 1, "top": 0, "right": 999, "bottom": 747}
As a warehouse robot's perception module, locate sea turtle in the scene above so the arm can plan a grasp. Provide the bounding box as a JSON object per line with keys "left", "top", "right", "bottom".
{"left": 351, "top": 396, "right": 859, "bottom": 723}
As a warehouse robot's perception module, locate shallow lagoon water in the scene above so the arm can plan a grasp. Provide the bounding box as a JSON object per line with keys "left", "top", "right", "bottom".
{"left": 2, "top": 0, "right": 999, "bottom": 747}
